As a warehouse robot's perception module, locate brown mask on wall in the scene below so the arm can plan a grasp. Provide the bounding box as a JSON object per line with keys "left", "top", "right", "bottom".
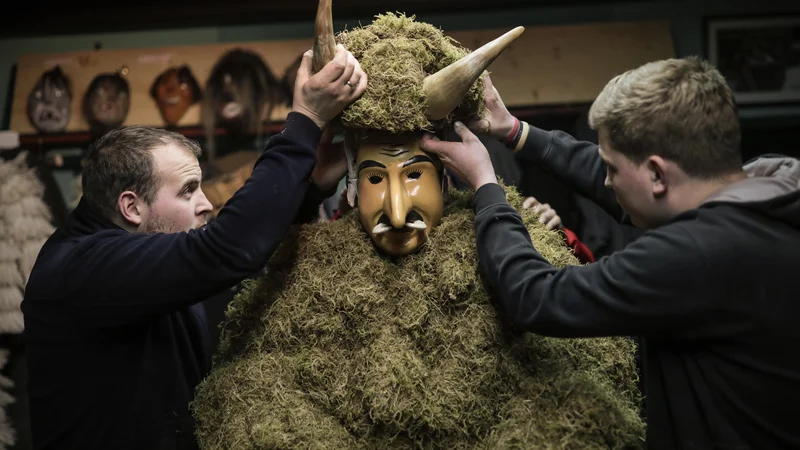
{"left": 149, "top": 65, "right": 202, "bottom": 126}
{"left": 82, "top": 73, "right": 130, "bottom": 136}
{"left": 202, "top": 49, "right": 281, "bottom": 159}
{"left": 355, "top": 131, "right": 445, "bottom": 257}
{"left": 27, "top": 66, "right": 72, "bottom": 134}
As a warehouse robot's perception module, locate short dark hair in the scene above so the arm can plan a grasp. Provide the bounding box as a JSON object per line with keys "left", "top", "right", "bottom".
{"left": 81, "top": 126, "right": 202, "bottom": 219}
{"left": 589, "top": 57, "right": 742, "bottom": 179}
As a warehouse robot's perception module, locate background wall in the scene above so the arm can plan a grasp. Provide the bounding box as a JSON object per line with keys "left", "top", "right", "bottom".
{"left": 4, "top": 0, "right": 800, "bottom": 129}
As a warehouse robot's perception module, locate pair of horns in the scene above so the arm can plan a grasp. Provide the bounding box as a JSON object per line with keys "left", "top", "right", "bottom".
{"left": 312, "top": 0, "right": 524, "bottom": 120}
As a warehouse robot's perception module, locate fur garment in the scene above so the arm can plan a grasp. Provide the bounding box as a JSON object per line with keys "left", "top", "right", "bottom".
{"left": 0, "top": 151, "right": 55, "bottom": 334}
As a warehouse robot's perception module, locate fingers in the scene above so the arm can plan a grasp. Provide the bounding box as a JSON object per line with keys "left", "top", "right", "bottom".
{"left": 453, "top": 121, "right": 477, "bottom": 143}
{"left": 294, "top": 50, "right": 314, "bottom": 92}
{"left": 336, "top": 51, "right": 357, "bottom": 86}
{"left": 467, "top": 118, "right": 490, "bottom": 135}
{"left": 349, "top": 60, "right": 368, "bottom": 99}
{"left": 484, "top": 74, "right": 495, "bottom": 98}
{"left": 522, "top": 197, "right": 539, "bottom": 209}
{"left": 318, "top": 44, "right": 349, "bottom": 82}
{"left": 419, "top": 133, "right": 453, "bottom": 156}
{"left": 546, "top": 216, "right": 562, "bottom": 230}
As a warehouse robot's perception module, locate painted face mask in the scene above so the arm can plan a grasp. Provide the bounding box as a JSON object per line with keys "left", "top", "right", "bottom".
{"left": 355, "top": 131, "right": 444, "bottom": 257}
{"left": 310, "top": 0, "right": 522, "bottom": 258}
{"left": 82, "top": 73, "right": 130, "bottom": 135}
{"left": 27, "top": 66, "right": 72, "bottom": 134}
{"left": 149, "top": 65, "right": 202, "bottom": 126}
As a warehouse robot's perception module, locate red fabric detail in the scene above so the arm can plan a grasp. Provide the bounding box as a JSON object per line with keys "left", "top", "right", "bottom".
{"left": 561, "top": 227, "right": 595, "bottom": 264}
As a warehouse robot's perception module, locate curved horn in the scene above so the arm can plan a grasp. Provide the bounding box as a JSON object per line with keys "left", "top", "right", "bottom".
{"left": 423, "top": 26, "right": 525, "bottom": 120}
{"left": 312, "top": 0, "right": 337, "bottom": 72}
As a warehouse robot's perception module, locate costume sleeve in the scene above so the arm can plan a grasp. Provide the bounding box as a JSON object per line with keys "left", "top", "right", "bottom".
{"left": 513, "top": 122, "right": 626, "bottom": 222}
{"left": 561, "top": 227, "right": 595, "bottom": 264}
{"left": 60, "top": 112, "right": 323, "bottom": 323}
{"left": 473, "top": 183, "right": 726, "bottom": 339}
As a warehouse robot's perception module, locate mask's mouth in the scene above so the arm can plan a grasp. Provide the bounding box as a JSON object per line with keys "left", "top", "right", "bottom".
{"left": 164, "top": 96, "right": 181, "bottom": 105}
{"left": 222, "top": 102, "right": 243, "bottom": 119}
{"left": 372, "top": 211, "right": 426, "bottom": 235}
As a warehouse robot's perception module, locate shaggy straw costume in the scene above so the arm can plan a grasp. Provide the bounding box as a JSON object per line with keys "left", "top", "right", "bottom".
{"left": 192, "top": 13, "right": 644, "bottom": 449}
{"left": 192, "top": 189, "right": 644, "bottom": 448}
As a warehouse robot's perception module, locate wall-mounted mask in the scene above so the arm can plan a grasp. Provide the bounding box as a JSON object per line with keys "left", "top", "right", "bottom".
{"left": 278, "top": 54, "right": 304, "bottom": 107}
{"left": 82, "top": 73, "right": 130, "bottom": 136}
{"left": 149, "top": 65, "right": 202, "bottom": 127}
{"left": 202, "top": 49, "right": 281, "bottom": 159}
{"left": 27, "top": 66, "right": 72, "bottom": 134}
{"left": 353, "top": 130, "right": 445, "bottom": 257}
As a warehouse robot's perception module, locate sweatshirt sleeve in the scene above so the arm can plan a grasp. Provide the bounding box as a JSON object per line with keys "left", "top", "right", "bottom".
{"left": 473, "top": 183, "right": 724, "bottom": 339}
{"left": 55, "top": 112, "right": 323, "bottom": 323}
{"left": 514, "top": 123, "right": 626, "bottom": 222}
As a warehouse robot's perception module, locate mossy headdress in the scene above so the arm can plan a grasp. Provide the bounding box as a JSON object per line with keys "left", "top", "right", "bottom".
{"left": 310, "top": 0, "right": 523, "bottom": 205}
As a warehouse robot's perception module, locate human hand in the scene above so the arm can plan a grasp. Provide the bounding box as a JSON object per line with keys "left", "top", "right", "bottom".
{"left": 337, "top": 188, "right": 354, "bottom": 216}
{"left": 523, "top": 197, "right": 563, "bottom": 230}
{"left": 292, "top": 44, "right": 368, "bottom": 129}
{"left": 419, "top": 121, "right": 497, "bottom": 191}
{"left": 466, "top": 74, "right": 516, "bottom": 140}
{"left": 310, "top": 127, "right": 347, "bottom": 191}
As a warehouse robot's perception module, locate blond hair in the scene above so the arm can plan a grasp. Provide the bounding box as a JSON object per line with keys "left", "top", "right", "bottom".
{"left": 589, "top": 57, "right": 741, "bottom": 178}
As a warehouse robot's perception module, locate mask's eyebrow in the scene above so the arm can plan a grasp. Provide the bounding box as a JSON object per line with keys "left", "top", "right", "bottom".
{"left": 379, "top": 145, "right": 409, "bottom": 157}
{"left": 358, "top": 160, "right": 387, "bottom": 173}
{"left": 402, "top": 155, "right": 435, "bottom": 168}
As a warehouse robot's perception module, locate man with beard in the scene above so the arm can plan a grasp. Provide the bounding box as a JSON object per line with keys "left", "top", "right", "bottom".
{"left": 21, "top": 44, "right": 367, "bottom": 450}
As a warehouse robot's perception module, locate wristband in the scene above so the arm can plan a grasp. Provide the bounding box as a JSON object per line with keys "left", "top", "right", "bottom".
{"left": 504, "top": 117, "right": 520, "bottom": 144}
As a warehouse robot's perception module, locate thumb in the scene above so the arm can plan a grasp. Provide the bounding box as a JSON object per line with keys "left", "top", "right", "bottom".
{"left": 453, "top": 121, "right": 477, "bottom": 143}
{"left": 295, "top": 50, "right": 313, "bottom": 91}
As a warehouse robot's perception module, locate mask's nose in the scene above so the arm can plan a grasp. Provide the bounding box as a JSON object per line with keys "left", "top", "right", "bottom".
{"left": 384, "top": 175, "right": 412, "bottom": 229}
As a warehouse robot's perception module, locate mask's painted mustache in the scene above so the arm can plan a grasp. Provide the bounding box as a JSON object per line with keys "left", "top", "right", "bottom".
{"left": 372, "top": 211, "right": 426, "bottom": 234}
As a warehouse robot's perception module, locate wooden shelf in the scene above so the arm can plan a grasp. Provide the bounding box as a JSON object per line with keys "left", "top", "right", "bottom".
{"left": 17, "top": 104, "right": 590, "bottom": 149}
{"left": 18, "top": 122, "right": 288, "bottom": 147}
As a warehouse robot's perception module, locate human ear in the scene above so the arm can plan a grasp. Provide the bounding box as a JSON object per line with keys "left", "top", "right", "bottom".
{"left": 117, "top": 191, "right": 144, "bottom": 226}
{"left": 647, "top": 155, "right": 667, "bottom": 197}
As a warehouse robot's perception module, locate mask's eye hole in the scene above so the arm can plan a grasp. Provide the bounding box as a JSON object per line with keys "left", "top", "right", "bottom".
{"left": 406, "top": 170, "right": 422, "bottom": 180}
{"left": 368, "top": 174, "right": 383, "bottom": 184}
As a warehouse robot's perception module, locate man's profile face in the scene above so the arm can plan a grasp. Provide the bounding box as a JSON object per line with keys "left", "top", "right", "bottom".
{"left": 141, "top": 145, "right": 212, "bottom": 234}
{"left": 598, "top": 129, "right": 663, "bottom": 229}
{"left": 356, "top": 132, "right": 444, "bottom": 257}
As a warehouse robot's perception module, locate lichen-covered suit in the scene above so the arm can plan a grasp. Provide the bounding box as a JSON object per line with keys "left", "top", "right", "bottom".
{"left": 191, "top": 10, "right": 645, "bottom": 450}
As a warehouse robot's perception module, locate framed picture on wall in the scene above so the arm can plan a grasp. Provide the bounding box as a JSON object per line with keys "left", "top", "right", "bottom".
{"left": 706, "top": 15, "right": 800, "bottom": 105}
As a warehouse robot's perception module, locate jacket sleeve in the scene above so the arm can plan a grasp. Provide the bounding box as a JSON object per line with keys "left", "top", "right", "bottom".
{"left": 473, "top": 184, "right": 727, "bottom": 339}
{"left": 55, "top": 112, "right": 323, "bottom": 322}
{"left": 513, "top": 123, "right": 626, "bottom": 222}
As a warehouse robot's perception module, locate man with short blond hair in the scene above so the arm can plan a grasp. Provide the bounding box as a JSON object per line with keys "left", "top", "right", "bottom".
{"left": 421, "top": 57, "right": 800, "bottom": 449}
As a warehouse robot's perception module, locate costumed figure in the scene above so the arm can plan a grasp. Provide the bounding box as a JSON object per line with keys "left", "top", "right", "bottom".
{"left": 201, "top": 49, "right": 281, "bottom": 160}
{"left": 26, "top": 66, "right": 72, "bottom": 134}
{"left": 81, "top": 72, "right": 130, "bottom": 137}
{"left": 149, "top": 65, "right": 202, "bottom": 127}
{"left": 192, "top": 1, "right": 644, "bottom": 448}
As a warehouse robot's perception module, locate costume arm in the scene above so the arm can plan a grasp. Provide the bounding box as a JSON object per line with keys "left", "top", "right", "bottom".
{"left": 473, "top": 184, "right": 722, "bottom": 339}
{"left": 61, "top": 113, "right": 322, "bottom": 322}
{"left": 512, "top": 122, "right": 625, "bottom": 222}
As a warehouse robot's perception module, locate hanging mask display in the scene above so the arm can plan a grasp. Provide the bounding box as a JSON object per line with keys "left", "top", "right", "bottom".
{"left": 278, "top": 54, "right": 304, "bottom": 107}
{"left": 26, "top": 66, "right": 72, "bottom": 134}
{"left": 82, "top": 72, "right": 130, "bottom": 136}
{"left": 201, "top": 49, "right": 281, "bottom": 159}
{"left": 149, "top": 65, "right": 202, "bottom": 127}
